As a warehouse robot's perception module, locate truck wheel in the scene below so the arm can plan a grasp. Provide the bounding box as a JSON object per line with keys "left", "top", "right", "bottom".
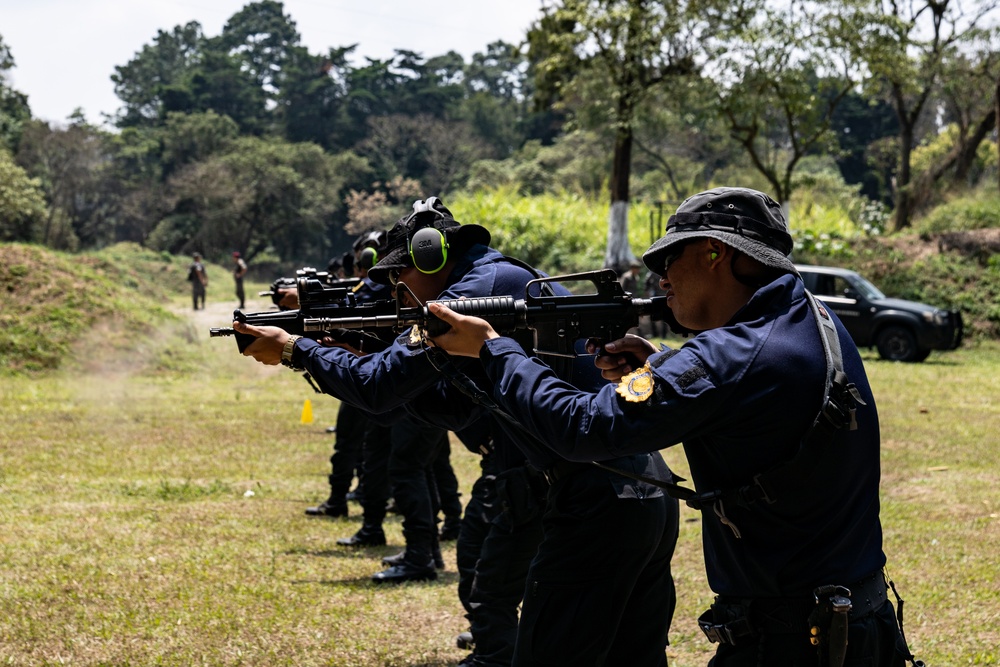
{"left": 876, "top": 326, "right": 919, "bottom": 361}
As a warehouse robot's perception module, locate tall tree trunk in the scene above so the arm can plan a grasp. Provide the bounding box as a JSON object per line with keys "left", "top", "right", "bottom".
{"left": 893, "top": 123, "right": 915, "bottom": 231}
{"left": 605, "top": 126, "right": 637, "bottom": 273}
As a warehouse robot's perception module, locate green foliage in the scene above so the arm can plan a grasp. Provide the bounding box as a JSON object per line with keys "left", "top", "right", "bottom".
{"left": 0, "top": 148, "right": 46, "bottom": 242}
{"left": 466, "top": 132, "right": 611, "bottom": 196}
{"left": 914, "top": 187, "right": 1000, "bottom": 234}
{"left": 150, "top": 137, "right": 356, "bottom": 265}
{"left": 0, "top": 32, "right": 31, "bottom": 152}
{"left": 450, "top": 188, "right": 658, "bottom": 274}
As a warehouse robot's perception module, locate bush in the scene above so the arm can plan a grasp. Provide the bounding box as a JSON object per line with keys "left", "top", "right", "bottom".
{"left": 915, "top": 189, "right": 1000, "bottom": 234}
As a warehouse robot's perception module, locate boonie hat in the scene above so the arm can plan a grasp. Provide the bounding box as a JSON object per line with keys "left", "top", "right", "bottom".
{"left": 368, "top": 197, "right": 491, "bottom": 285}
{"left": 642, "top": 187, "right": 797, "bottom": 277}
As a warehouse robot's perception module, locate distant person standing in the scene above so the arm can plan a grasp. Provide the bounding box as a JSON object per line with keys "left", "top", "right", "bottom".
{"left": 232, "top": 251, "right": 248, "bottom": 310}
{"left": 188, "top": 252, "right": 207, "bottom": 310}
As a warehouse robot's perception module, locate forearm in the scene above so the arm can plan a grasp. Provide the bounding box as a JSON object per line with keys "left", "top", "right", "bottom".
{"left": 479, "top": 338, "right": 624, "bottom": 461}
{"left": 294, "top": 337, "right": 444, "bottom": 414}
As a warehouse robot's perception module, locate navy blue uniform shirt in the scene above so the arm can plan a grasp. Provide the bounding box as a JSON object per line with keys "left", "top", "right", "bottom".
{"left": 478, "top": 273, "right": 886, "bottom": 597}
{"left": 296, "top": 245, "right": 615, "bottom": 474}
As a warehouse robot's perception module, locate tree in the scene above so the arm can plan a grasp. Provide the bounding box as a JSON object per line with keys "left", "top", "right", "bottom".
{"left": 16, "top": 117, "right": 117, "bottom": 249}
{"left": 0, "top": 33, "right": 31, "bottom": 152}
{"left": 279, "top": 45, "right": 355, "bottom": 150}
{"left": 151, "top": 137, "right": 359, "bottom": 265}
{"left": 461, "top": 41, "right": 534, "bottom": 158}
{"left": 850, "top": 0, "right": 1000, "bottom": 230}
{"left": 0, "top": 147, "right": 46, "bottom": 242}
{"left": 111, "top": 22, "right": 205, "bottom": 128}
{"left": 217, "top": 0, "right": 301, "bottom": 101}
{"left": 828, "top": 90, "right": 899, "bottom": 202}
{"left": 159, "top": 111, "right": 240, "bottom": 177}
{"left": 527, "top": 0, "right": 734, "bottom": 273}
{"left": 906, "top": 42, "right": 1000, "bottom": 210}
{"left": 714, "top": 2, "right": 861, "bottom": 214}
{"left": 184, "top": 44, "right": 268, "bottom": 134}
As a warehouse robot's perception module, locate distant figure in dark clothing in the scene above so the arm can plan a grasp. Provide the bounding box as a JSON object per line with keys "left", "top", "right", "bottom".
{"left": 188, "top": 252, "right": 207, "bottom": 310}
{"left": 232, "top": 251, "right": 248, "bottom": 309}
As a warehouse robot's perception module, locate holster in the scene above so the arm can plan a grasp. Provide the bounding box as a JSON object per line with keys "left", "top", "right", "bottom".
{"left": 698, "top": 572, "right": 888, "bottom": 662}
{"left": 808, "top": 585, "right": 852, "bottom": 667}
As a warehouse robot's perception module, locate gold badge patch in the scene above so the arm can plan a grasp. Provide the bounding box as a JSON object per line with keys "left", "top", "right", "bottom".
{"left": 407, "top": 326, "right": 425, "bottom": 347}
{"left": 616, "top": 363, "right": 655, "bottom": 403}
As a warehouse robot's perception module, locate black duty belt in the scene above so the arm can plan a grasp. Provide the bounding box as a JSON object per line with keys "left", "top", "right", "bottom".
{"left": 700, "top": 570, "right": 890, "bottom": 644}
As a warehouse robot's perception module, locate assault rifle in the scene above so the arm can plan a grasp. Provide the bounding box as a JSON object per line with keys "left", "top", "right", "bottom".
{"left": 257, "top": 268, "right": 361, "bottom": 306}
{"left": 301, "top": 269, "right": 678, "bottom": 358}
{"left": 210, "top": 268, "right": 392, "bottom": 353}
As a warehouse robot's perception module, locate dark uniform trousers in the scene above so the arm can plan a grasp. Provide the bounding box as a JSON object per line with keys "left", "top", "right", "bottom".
{"left": 708, "top": 599, "right": 906, "bottom": 667}
{"left": 456, "top": 457, "right": 495, "bottom": 614}
{"left": 387, "top": 416, "right": 448, "bottom": 566}
{"left": 431, "top": 438, "right": 463, "bottom": 527}
{"left": 463, "top": 463, "right": 546, "bottom": 667}
{"left": 513, "top": 465, "right": 678, "bottom": 667}
{"left": 357, "top": 420, "right": 393, "bottom": 536}
{"left": 327, "top": 402, "right": 367, "bottom": 508}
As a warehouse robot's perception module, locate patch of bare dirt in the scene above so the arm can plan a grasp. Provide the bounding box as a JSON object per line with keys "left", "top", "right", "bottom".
{"left": 879, "top": 228, "right": 1000, "bottom": 264}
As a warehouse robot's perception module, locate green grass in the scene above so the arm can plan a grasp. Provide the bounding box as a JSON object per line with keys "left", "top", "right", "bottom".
{"left": 2, "top": 267, "right": 999, "bottom": 665}
{"left": 2, "top": 240, "right": 999, "bottom": 665}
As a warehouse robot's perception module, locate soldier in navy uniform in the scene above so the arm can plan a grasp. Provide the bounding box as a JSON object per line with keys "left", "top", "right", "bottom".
{"left": 234, "top": 197, "right": 679, "bottom": 664}
{"left": 428, "top": 188, "right": 916, "bottom": 667}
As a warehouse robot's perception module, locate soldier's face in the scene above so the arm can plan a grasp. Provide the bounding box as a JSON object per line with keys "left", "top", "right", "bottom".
{"left": 392, "top": 266, "right": 448, "bottom": 307}
{"left": 660, "top": 239, "right": 716, "bottom": 330}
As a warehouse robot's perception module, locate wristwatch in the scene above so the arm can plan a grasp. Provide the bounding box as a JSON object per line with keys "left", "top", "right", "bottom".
{"left": 281, "top": 335, "right": 302, "bottom": 370}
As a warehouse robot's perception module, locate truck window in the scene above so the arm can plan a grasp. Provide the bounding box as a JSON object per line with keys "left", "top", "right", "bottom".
{"left": 833, "top": 276, "right": 855, "bottom": 299}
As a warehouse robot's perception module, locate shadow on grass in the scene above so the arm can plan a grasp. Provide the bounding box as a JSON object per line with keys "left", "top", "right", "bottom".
{"left": 287, "top": 571, "right": 460, "bottom": 589}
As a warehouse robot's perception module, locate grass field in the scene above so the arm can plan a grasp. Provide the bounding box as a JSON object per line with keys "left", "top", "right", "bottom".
{"left": 1, "top": 283, "right": 999, "bottom": 666}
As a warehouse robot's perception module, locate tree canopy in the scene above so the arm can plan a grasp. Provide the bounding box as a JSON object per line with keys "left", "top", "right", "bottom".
{"left": 3, "top": 0, "right": 1000, "bottom": 265}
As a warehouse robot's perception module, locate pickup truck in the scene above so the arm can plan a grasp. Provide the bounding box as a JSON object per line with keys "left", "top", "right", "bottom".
{"left": 795, "top": 264, "right": 963, "bottom": 362}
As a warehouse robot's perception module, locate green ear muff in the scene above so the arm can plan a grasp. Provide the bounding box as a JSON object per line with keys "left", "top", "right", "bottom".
{"left": 409, "top": 226, "right": 449, "bottom": 274}
{"left": 359, "top": 247, "right": 378, "bottom": 270}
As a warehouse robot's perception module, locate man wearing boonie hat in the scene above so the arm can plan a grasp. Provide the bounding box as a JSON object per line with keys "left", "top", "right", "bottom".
{"left": 233, "top": 197, "right": 680, "bottom": 667}
{"left": 428, "top": 187, "right": 921, "bottom": 667}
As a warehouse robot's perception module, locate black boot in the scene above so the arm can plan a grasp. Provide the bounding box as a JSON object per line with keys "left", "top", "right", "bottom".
{"left": 336, "top": 526, "right": 386, "bottom": 547}
{"left": 304, "top": 498, "right": 348, "bottom": 518}
{"left": 371, "top": 558, "right": 437, "bottom": 584}
{"left": 382, "top": 548, "right": 444, "bottom": 570}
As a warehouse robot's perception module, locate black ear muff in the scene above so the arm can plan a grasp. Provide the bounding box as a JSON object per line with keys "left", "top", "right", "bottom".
{"left": 409, "top": 226, "right": 449, "bottom": 274}
{"left": 358, "top": 247, "right": 378, "bottom": 270}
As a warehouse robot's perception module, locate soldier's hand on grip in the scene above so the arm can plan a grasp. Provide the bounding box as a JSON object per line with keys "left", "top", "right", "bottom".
{"left": 588, "top": 334, "right": 657, "bottom": 382}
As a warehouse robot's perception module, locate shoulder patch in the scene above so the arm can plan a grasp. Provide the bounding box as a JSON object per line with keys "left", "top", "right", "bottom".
{"left": 676, "top": 360, "right": 708, "bottom": 389}
{"left": 616, "top": 362, "right": 655, "bottom": 403}
{"left": 649, "top": 348, "right": 681, "bottom": 369}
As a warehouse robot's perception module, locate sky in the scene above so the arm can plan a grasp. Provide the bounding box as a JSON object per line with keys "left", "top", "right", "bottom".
{"left": 1, "top": 0, "right": 546, "bottom": 128}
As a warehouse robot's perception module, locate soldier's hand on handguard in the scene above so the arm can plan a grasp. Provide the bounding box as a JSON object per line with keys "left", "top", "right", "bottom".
{"left": 426, "top": 302, "right": 499, "bottom": 357}
{"left": 232, "top": 321, "right": 290, "bottom": 365}
{"left": 277, "top": 287, "right": 299, "bottom": 309}
{"left": 587, "top": 334, "right": 657, "bottom": 382}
